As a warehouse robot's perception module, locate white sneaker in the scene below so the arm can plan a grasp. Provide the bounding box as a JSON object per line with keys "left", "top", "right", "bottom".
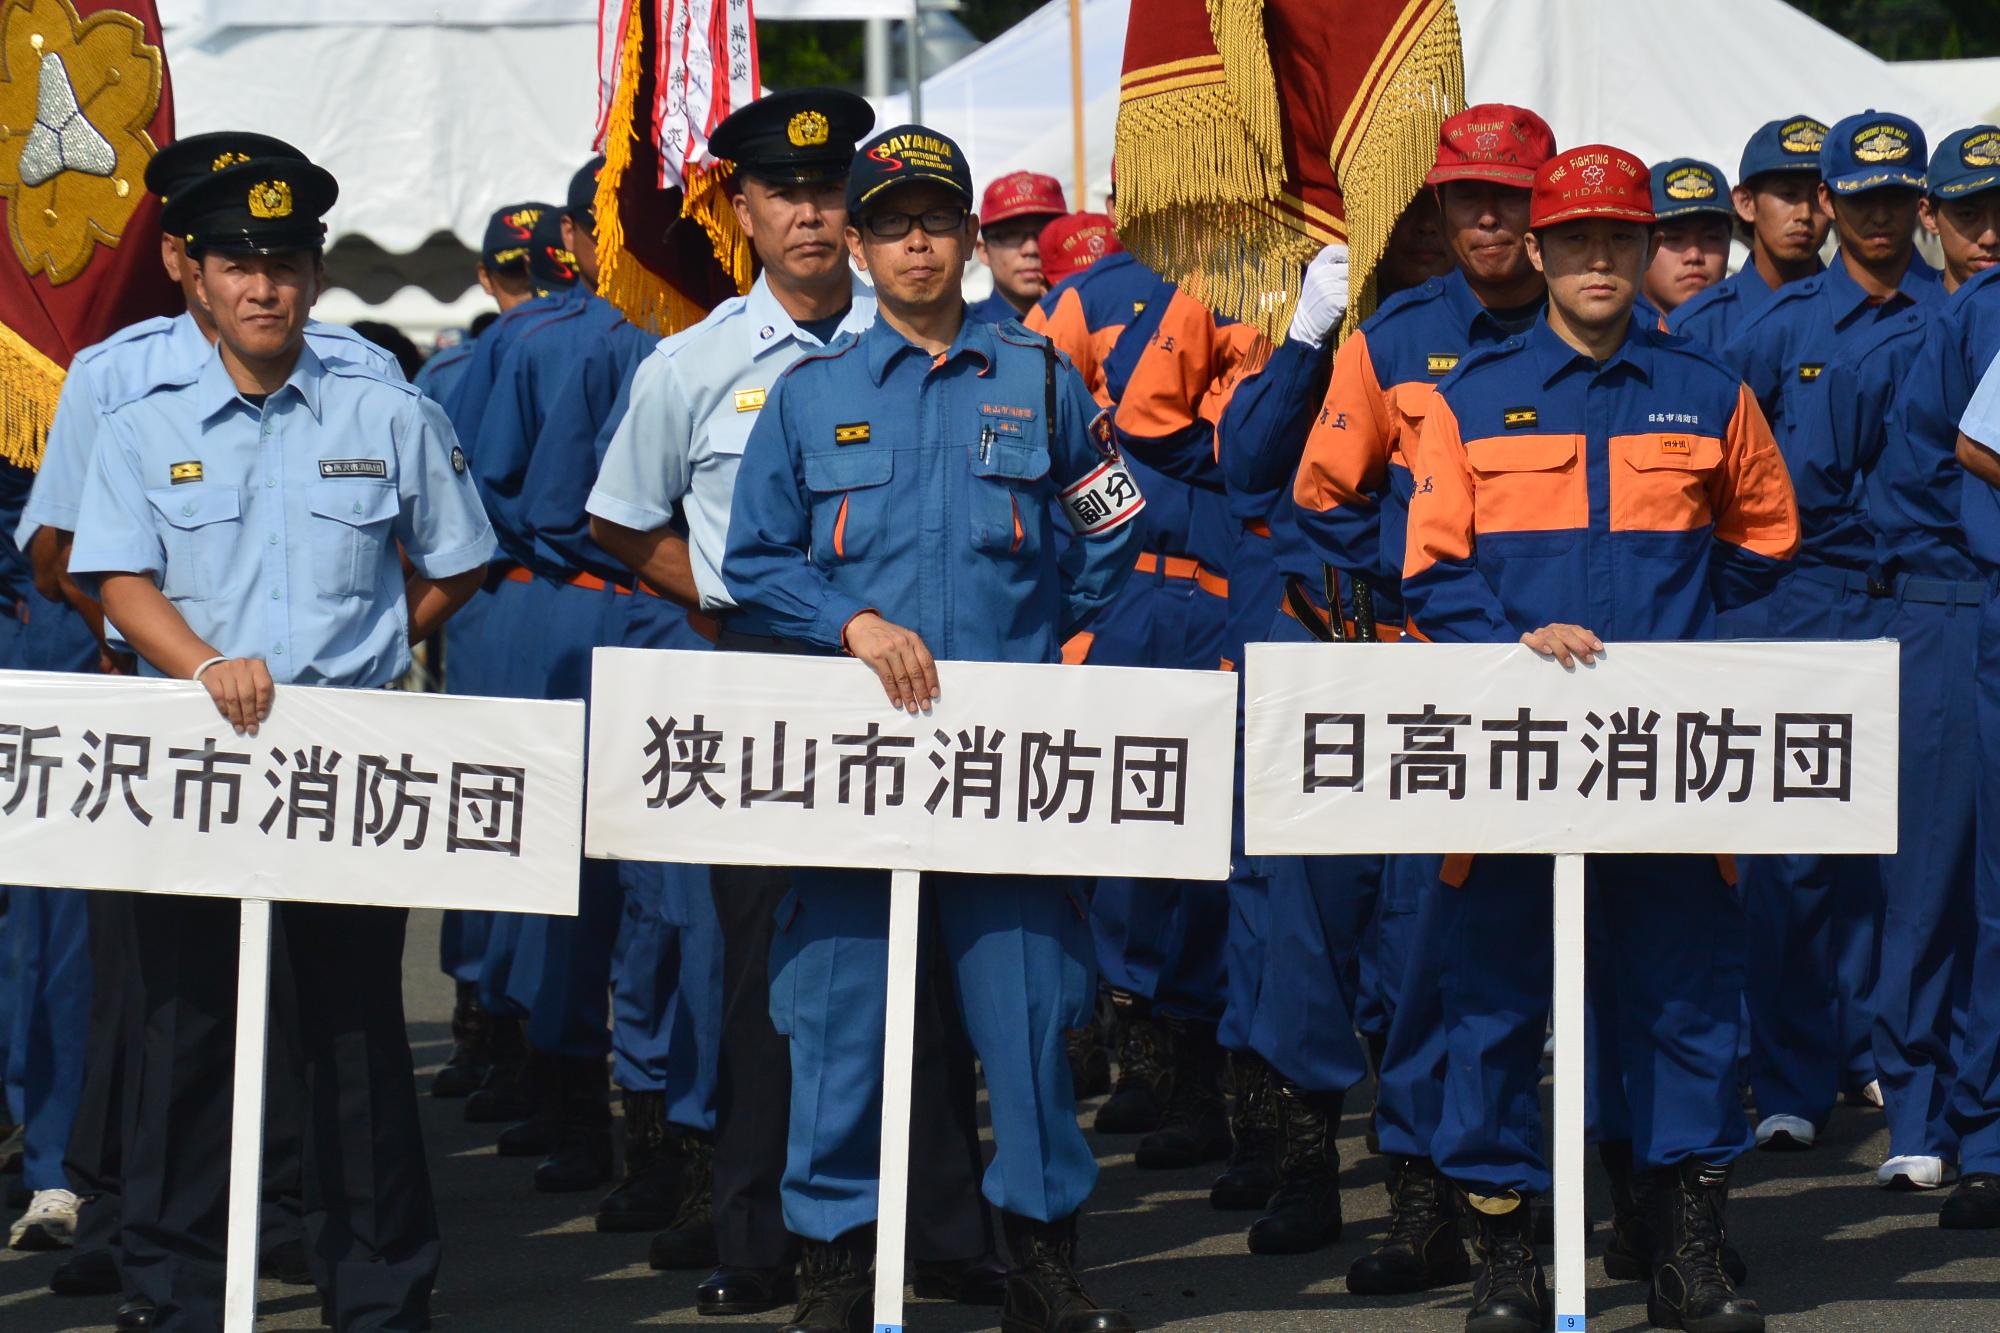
{"left": 1878, "top": 1154, "right": 1954, "bottom": 1190}
{"left": 1845, "top": 1079, "right": 1886, "bottom": 1109}
{"left": 1755, "top": 1113, "right": 1816, "bottom": 1151}
{"left": 8, "top": 1187, "right": 79, "bottom": 1251}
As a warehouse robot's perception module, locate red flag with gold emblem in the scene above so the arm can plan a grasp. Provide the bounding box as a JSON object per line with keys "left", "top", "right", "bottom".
{"left": 593, "top": 0, "right": 753, "bottom": 336}
{"left": 0, "top": 0, "right": 177, "bottom": 469}
{"left": 1115, "top": 0, "right": 1464, "bottom": 340}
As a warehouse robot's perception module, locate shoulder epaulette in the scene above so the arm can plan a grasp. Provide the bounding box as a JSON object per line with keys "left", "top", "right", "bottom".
{"left": 322, "top": 359, "right": 424, "bottom": 397}
{"left": 779, "top": 332, "right": 860, "bottom": 378}
{"left": 74, "top": 315, "right": 179, "bottom": 365}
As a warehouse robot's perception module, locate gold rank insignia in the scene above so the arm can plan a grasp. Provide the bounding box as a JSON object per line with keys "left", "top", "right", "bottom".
{"left": 788, "top": 110, "right": 830, "bottom": 148}
{"left": 1428, "top": 354, "right": 1459, "bottom": 375}
{"left": 1798, "top": 363, "right": 1824, "bottom": 382}
{"left": 734, "top": 387, "right": 766, "bottom": 413}
{"left": 169, "top": 460, "right": 202, "bottom": 484}
{"left": 212, "top": 151, "right": 250, "bottom": 172}
{"left": 248, "top": 180, "right": 293, "bottom": 218}
{"left": 834, "top": 422, "right": 870, "bottom": 444}
{"left": 1503, "top": 406, "right": 1537, "bottom": 429}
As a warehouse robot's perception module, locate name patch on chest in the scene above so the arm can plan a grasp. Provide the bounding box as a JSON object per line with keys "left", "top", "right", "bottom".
{"left": 1427, "top": 354, "right": 1460, "bottom": 376}
{"left": 1503, "top": 406, "right": 1538, "bottom": 430}
{"left": 733, "top": 387, "right": 766, "bottom": 413}
{"left": 319, "top": 458, "right": 388, "bottom": 479}
{"left": 1797, "top": 363, "right": 1824, "bottom": 382}
{"left": 834, "top": 422, "right": 870, "bottom": 445}
{"left": 1059, "top": 459, "right": 1146, "bottom": 536}
{"left": 169, "top": 460, "right": 203, "bottom": 485}
{"left": 979, "top": 402, "right": 1035, "bottom": 421}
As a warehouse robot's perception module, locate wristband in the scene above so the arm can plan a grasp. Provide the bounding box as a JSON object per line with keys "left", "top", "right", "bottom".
{"left": 191, "top": 655, "right": 229, "bottom": 682}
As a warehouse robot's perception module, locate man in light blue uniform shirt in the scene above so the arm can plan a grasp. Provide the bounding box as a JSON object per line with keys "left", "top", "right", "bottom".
{"left": 67, "top": 154, "right": 492, "bottom": 1333}
{"left": 9, "top": 131, "right": 397, "bottom": 1321}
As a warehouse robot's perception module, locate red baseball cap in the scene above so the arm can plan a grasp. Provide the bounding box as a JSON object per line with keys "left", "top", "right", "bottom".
{"left": 1530, "top": 145, "right": 1655, "bottom": 228}
{"left": 1425, "top": 104, "right": 1557, "bottom": 188}
{"left": 1039, "top": 212, "right": 1124, "bottom": 285}
{"left": 981, "top": 170, "right": 1068, "bottom": 226}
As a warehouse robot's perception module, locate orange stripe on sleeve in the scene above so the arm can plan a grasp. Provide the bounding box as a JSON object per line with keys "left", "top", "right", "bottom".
{"left": 1403, "top": 395, "right": 1477, "bottom": 580}
{"left": 1710, "top": 384, "right": 1800, "bottom": 560}
{"left": 1113, "top": 289, "right": 1217, "bottom": 439}
{"left": 1294, "top": 329, "right": 1393, "bottom": 516}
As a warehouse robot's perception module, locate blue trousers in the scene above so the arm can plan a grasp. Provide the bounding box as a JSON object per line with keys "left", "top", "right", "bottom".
{"left": 471, "top": 574, "right": 545, "bottom": 1020}
{"left": 1873, "top": 588, "right": 1982, "bottom": 1160}
{"left": 1948, "top": 592, "right": 2000, "bottom": 1173}
{"left": 771, "top": 872, "right": 1097, "bottom": 1240}
{"left": 612, "top": 861, "right": 722, "bottom": 1132}
{"left": 1375, "top": 855, "right": 1451, "bottom": 1159}
{"left": 1726, "top": 567, "right": 1890, "bottom": 1123}
{"left": 6, "top": 887, "right": 91, "bottom": 1190}
{"left": 1431, "top": 855, "right": 1753, "bottom": 1195}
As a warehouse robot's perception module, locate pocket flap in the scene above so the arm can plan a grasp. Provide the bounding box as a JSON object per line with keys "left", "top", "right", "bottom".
{"left": 307, "top": 480, "right": 400, "bottom": 527}
{"left": 803, "top": 448, "right": 894, "bottom": 493}
{"left": 1466, "top": 435, "right": 1580, "bottom": 473}
{"left": 1619, "top": 434, "right": 1724, "bottom": 471}
{"left": 971, "top": 441, "right": 1050, "bottom": 483}
{"left": 145, "top": 484, "right": 241, "bottom": 530}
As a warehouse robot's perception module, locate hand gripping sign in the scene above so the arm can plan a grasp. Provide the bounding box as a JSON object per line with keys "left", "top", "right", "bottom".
{"left": 1244, "top": 640, "right": 1897, "bottom": 1331}
{"left": 0, "top": 669, "right": 585, "bottom": 1330}
{"left": 588, "top": 647, "right": 1236, "bottom": 1332}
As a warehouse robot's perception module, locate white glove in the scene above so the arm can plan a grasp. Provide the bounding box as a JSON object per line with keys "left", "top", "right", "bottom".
{"left": 1286, "top": 243, "right": 1350, "bottom": 348}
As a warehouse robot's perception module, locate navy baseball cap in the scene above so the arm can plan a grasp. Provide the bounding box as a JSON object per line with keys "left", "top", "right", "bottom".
{"left": 1651, "top": 159, "right": 1733, "bottom": 221}
{"left": 1737, "top": 116, "right": 1828, "bottom": 185}
{"left": 528, "top": 208, "right": 579, "bottom": 293}
{"left": 481, "top": 202, "right": 551, "bottom": 272}
{"left": 1928, "top": 126, "right": 2000, "bottom": 199}
{"left": 564, "top": 156, "right": 605, "bottom": 229}
{"left": 1822, "top": 110, "right": 1927, "bottom": 195}
{"left": 846, "top": 125, "right": 975, "bottom": 216}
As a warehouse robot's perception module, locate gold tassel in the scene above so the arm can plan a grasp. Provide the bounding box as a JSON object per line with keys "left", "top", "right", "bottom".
{"left": 1331, "top": 0, "right": 1465, "bottom": 337}
{"left": 0, "top": 321, "right": 63, "bottom": 471}
{"left": 1204, "top": 0, "right": 1284, "bottom": 172}
{"left": 681, "top": 159, "right": 752, "bottom": 294}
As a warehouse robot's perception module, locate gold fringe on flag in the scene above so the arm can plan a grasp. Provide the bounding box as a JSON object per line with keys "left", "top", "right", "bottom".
{"left": 1205, "top": 0, "right": 1284, "bottom": 172}
{"left": 593, "top": 0, "right": 723, "bottom": 336}
{"left": 0, "top": 321, "right": 63, "bottom": 471}
{"left": 1330, "top": 0, "right": 1464, "bottom": 336}
{"left": 681, "top": 158, "right": 752, "bottom": 294}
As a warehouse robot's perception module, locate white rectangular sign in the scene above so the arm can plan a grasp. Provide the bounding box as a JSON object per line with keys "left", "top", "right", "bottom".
{"left": 1244, "top": 640, "right": 1898, "bottom": 856}
{"left": 0, "top": 670, "right": 584, "bottom": 913}
{"left": 587, "top": 649, "right": 1238, "bottom": 880}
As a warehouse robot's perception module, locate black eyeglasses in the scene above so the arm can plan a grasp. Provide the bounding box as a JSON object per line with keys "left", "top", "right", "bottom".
{"left": 863, "top": 206, "right": 969, "bottom": 239}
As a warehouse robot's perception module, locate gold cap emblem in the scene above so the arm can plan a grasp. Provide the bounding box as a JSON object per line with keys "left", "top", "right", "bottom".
{"left": 788, "top": 110, "right": 830, "bottom": 148}
{"left": 247, "top": 180, "right": 293, "bottom": 219}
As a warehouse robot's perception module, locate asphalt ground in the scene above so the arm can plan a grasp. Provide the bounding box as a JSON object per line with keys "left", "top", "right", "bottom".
{"left": 5, "top": 909, "right": 1999, "bottom": 1330}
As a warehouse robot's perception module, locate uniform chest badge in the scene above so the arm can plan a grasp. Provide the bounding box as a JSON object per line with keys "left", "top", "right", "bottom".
{"left": 169, "top": 459, "right": 202, "bottom": 484}
{"left": 1503, "top": 406, "right": 1538, "bottom": 429}
{"left": 1661, "top": 437, "right": 1691, "bottom": 456}
{"left": 318, "top": 458, "right": 387, "bottom": 478}
{"left": 1427, "top": 354, "right": 1459, "bottom": 376}
{"left": 834, "top": 422, "right": 870, "bottom": 445}
{"left": 734, "top": 387, "right": 766, "bottom": 413}
{"left": 1797, "top": 363, "right": 1824, "bottom": 382}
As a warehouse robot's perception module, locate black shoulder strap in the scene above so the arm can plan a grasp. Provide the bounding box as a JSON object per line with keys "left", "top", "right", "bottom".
{"left": 1042, "top": 339, "right": 1059, "bottom": 437}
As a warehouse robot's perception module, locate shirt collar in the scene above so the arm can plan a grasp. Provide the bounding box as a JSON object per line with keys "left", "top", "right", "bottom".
{"left": 1528, "top": 309, "right": 1653, "bottom": 388}
{"left": 1824, "top": 249, "right": 1933, "bottom": 323}
{"left": 195, "top": 337, "right": 325, "bottom": 424}
{"left": 1437, "top": 267, "right": 1547, "bottom": 344}
{"left": 862, "top": 304, "right": 995, "bottom": 387}
{"left": 744, "top": 271, "right": 873, "bottom": 360}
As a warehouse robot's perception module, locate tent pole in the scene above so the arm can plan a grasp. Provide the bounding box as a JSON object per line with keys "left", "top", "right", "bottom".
{"left": 1069, "top": 0, "right": 1087, "bottom": 203}
{"left": 907, "top": 3, "right": 923, "bottom": 123}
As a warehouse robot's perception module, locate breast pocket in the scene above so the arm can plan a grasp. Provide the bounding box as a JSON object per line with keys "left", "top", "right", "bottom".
{"left": 968, "top": 441, "right": 1051, "bottom": 558}
{"left": 143, "top": 484, "right": 241, "bottom": 601}
{"left": 802, "top": 449, "right": 894, "bottom": 565}
{"left": 1465, "top": 434, "right": 1586, "bottom": 556}
{"left": 306, "top": 480, "right": 400, "bottom": 597}
{"left": 1610, "top": 434, "right": 1723, "bottom": 533}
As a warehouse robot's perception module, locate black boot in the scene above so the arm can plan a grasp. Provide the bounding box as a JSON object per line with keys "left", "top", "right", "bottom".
{"left": 1647, "top": 1160, "right": 1763, "bottom": 1333}
{"left": 534, "top": 1056, "right": 614, "bottom": 1192}
{"left": 1000, "top": 1212, "right": 1133, "bottom": 1333}
{"left": 1363, "top": 1029, "right": 1387, "bottom": 1155}
{"left": 1245, "top": 1082, "right": 1342, "bottom": 1254}
{"left": 1093, "top": 991, "right": 1169, "bottom": 1134}
{"left": 495, "top": 1050, "right": 562, "bottom": 1156}
{"left": 780, "top": 1229, "right": 873, "bottom": 1333}
{"left": 1601, "top": 1142, "right": 1749, "bottom": 1286}
{"left": 647, "top": 1131, "right": 720, "bottom": 1271}
{"left": 1464, "top": 1189, "right": 1548, "bottom": 1333}
{"left": 1941, "top": 1172, "right": 2000, "bottom": 1229}
{"left": 432, "top": 981, "right": 493, "bottom": 1098}
{"left": 1136, "top": 1016, "right": 1232, "bottom": 1169}
{"left": 595, "top": 1089, "right": 683, "bottom": 1231}
{"left": 1066, "top": 1025, "right": 1112, "bottom": 1101}
{"left": 1346, "top": 1155, "right": 1469, "bottom": 1294}
{"left": 463, "top": 1018, "right": 534, "bottom": 1123}
{"left": 1210, "top": 1051, "right": 1280, "bottom": 1210}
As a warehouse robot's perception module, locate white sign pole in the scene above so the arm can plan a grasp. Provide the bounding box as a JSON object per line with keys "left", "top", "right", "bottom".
{"left": 1552, "top": 854, "right": 1586, "bottom": 1333}
{"left": 222, "top": 899, "right": 275, "bottom": 1332}
{"left": 872, "top": 869, "right": 923, "bottom": 1333}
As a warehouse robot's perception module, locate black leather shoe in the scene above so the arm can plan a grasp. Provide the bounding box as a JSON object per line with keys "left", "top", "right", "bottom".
{"left": 781, "top": 1233, "right": 873, "bottom": 1333}
{"left": 648, "top": 1133, "right": 719, "bottom": 1271}
{"left": 115, "top": 1299, "right": 157, "bottom": 1331}
{"left": 912, "top": 1254, "right": 1007, "bottom": 1305}
{"left": 260, "top": 1238, "right": 314, "bottom": 1286}
{"left": 1647, "top": 1161, "right": 1762, "bottom": 1333}
{"left": 1941, "top": 1172, "right": 2000, "bottom": 1229}
{"left": 1246, "top": 1084, "right": 1342, "bottom": 1255}
{"left": 1464, "top": 1189, "right": 1548, "bottom": 1333}
{"left": 49, "top": 1245, "right": 121, "bottom": 1296}
{"left": 1093, "top": 991, "right": 1168, "bottom": 1135}
{"left": 697, "top": 1264, "right": 797, "bottom": 1316}
{"left": 597, "top": 1093, "right": 685, "bottom": 1232}
{"left": 1599, "top": 1141, "right": 1747, "bottom": 1285}
{"left": 1346, "top": 1156, "right": 1468, "bottom": 1295}
{"left": 1000, "top": 1212, "right": 1133, "bottom": 1333}
{"left": 1135, "top": 1017, "right": 1231, "bottom": 1170}
{"left": 1211, "top": 1051, "right": 1280, "bottom": 1210}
